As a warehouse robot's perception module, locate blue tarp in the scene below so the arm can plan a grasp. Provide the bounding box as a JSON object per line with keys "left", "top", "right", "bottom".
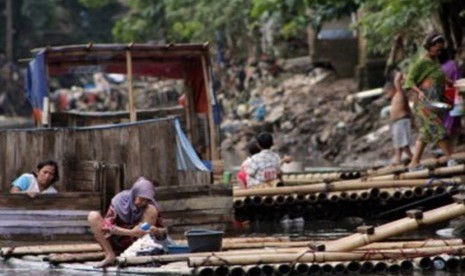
{"left": 24, "top": 50, "right": 47, "bottom": 112}
{"left": 174, "top": 119, "right": 209, "bottom": 171}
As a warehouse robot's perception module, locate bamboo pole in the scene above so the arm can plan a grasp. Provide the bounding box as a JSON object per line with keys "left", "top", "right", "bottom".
{"left": 244, "top": 265, "right": 262, "bottom": 276}
{"left": 222, "top": 236, "right": 291, "bottom": 244}
{"left": 118, "top": 247, "right": 303, "bottom": 266}
{"left": 372, "top": 261, "right": 388, "bottom": 273}
{"left": 263, "top": 196, "right": 274, "bottom": 206}
{"left": 320, "top": 262, "right": 334, "bottom": 274}
{"left": 367, "top": 152, "right": 465, "bottom": 176}
{"left": 327, "top": 262, "right": 346, "bottom": 273}
{"left": 275, "top": 263, "right": 292, "bottom": 275}
{"left": 233, "top": 198, "right": 245, "bottom": 208}
{"left": 293, "top": 263, "right": 309, "bottom": 275}
{"left": 1, "top": 243, "right": 102, "bottom": 256}
{"left": 443, "top": 254, "right": 461, "bottom": 271}
{"left": 233, "top": 177, "right": 461, "bottom": 197}
{"left": 360, "top": 260, "right": 374, "bottom": 273}
{"left": 222, "top": 241, "right": 313, "bottom": 250}
{"left": 386, "top": 261, "right": 401, "bottom": 274}
{"left": 432, "top": 255, "right": 446, "bottom": 270}
{"left": 213, "top": 266, "right": 229, "bottom": 276}
{"left": 188, "top": 245, "right": 465, "bottom": 267}
{"left": 45, "top": 252, "right": 105, "bottom": 264}
{"left": 260, "top": 264, "right": 275, "bottom": 276}
{"left": 117, "top": 241, "right": 464, "bottom": 267}
{"left": 345, "top": 260, "right": 361, "bottom": 273}
{"left": 321, "top": 202, "right": 465, "bottom": 252}
{"left": 414, "top": 256, "right": 432, "bottom": 270}
{"left": 230, "top": 266, "right": 244, "bottom": 276}
{"left": 126, "top": 49, "right": 136, "bottom": 122}
{"left": 328, "top": 192, "right": 341, "bottom": 202}
{"left": 368, "top": 165, "right": 465, "bottom": 181}
{"left": 196, "top": 266, "right": 214, "bottom": 276}
{"left": 224, "top": 239, "right": 463, "bottom": 251}
{"left": 359, "top": 239, "right": 463, "bottom": 250}
{"left": 306, "top": 193, "right": 318, "bottom": 203}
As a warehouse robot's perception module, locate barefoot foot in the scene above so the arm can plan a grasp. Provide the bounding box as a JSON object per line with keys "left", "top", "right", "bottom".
{"left": 93, "top": 256, "right": 116, "bottom": 268}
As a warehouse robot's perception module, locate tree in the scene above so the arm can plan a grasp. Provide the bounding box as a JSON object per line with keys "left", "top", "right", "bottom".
{"left": 355, "top": 0, "right": 463, "bottom": 55}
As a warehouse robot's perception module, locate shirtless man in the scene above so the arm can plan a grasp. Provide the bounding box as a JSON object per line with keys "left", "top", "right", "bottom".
{"left": 384, "top": 72, "right": 414, "bottom": 165}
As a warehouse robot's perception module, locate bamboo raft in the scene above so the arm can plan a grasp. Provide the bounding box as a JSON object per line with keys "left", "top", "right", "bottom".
{"left": 234, "top": 153, "right": 465, "bottom": 222}
{"left": 3, "top": 198, "right": 465, "bottom": 275}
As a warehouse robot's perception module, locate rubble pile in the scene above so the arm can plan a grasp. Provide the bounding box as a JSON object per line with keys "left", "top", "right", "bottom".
{"left": 49, "top": 75, "right": 182, "bottom": 113}
{"left": 220, "top": 61, "right": 393, "bottom": 168}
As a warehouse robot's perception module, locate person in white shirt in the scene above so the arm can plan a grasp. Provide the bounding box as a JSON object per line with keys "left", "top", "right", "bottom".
{"left": 245, "top": 132, "right": 282, "bottom": 188}
{"left": 10, "top": 160, "right": 59, "bottom": 198}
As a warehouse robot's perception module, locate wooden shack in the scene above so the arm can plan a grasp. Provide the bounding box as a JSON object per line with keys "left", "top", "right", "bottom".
{"left": 0, "top": 44, "right": 231, "bottom": 241}
{"left": 26, "top": 43, "right": 220, "bottom": 161}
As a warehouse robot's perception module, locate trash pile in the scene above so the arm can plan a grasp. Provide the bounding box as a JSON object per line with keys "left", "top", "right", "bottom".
{"left": 219, "top": 57, "right": 393, "bottom": 169}
{"left": 48, "top": 73, "right": 182, "bottom": 113}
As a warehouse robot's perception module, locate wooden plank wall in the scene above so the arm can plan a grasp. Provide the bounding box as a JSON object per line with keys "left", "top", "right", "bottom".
{"left": 0, "top": 193, "right": 102, "bottom": 210}
{"left": 156, "top": 185, "right": 233, "bottom": 236}
{"left": 0, "top": 118, "right": 178, "bottom": 193}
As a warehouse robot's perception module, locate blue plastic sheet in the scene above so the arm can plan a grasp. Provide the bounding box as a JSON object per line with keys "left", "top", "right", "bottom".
{"left": 174, "top": 119, "right": 209, "bottom": 171}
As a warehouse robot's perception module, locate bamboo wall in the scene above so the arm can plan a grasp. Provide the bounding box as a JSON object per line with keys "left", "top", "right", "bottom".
{"left": 0, "top": 118, "right": 179, "bottom": 193}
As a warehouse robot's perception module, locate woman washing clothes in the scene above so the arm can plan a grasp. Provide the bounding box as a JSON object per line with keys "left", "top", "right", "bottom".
{"left": 87, "top": 177, "right": 167, "bottom": 268}
{"left": 404, "top": 33, "right": 457, "bottom": 170}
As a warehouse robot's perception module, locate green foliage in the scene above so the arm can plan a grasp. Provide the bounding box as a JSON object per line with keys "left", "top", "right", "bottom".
{"left": 356, "top": 0, "right": 445, "bottom": 54}
{"left": 112, "top": 0, "right": 167, "bottom": 43}
{"left": 78, "top": 0, "right": 114, "bottom": 9}
{"left": 21, "top": 0, "right": 58, "bottom": 29}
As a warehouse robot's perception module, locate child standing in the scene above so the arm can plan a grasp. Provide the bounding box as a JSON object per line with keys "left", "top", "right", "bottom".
{"left": 384, "top": 72, "right": 414, "bottom": 165}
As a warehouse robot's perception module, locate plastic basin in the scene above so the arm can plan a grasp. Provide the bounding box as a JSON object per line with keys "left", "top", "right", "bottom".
{"left": 185, "top": 229, "right": 224, "bottom": 252}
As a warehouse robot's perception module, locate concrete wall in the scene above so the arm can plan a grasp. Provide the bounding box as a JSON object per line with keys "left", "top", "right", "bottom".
{"left": 314, "top": 38, "right": 359, "bottom": 78}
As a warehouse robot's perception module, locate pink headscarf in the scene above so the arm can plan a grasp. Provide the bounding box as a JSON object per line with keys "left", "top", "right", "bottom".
{"left": 111, "top": 177, "right": 157, "bottom": 225}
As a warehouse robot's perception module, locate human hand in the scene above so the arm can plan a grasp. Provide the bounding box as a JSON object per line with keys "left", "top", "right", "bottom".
{"left": 26, "top": 191, "right": 37, "bottom": 198}
{"left": 394, "top": 72, "right": 403, "bottom": 85}
{"left": 149, "top": 226, "right": 167, "bottom": 240}
{"left": 418, "top": 90, "right": 426, "bottom": 101}
{"left": 282, "top": 155, "right": 293, "bottom": 163}
{"left": 132, "top": 226, "right": 147, "bottom": 238}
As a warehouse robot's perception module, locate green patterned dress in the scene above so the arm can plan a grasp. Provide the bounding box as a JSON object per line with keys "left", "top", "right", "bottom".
{"left": 405, "top": 57, "right": 447, "bottom": 144}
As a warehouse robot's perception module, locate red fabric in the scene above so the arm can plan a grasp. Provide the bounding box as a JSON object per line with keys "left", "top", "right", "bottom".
{"left": 444, "top": 87, "right": 456, "bottom": 105}
{"left": 178, "top": 94, "right": 186, "bottom": 107}
{"left": 237, "top": 170, "right": 247, "bottom": 188}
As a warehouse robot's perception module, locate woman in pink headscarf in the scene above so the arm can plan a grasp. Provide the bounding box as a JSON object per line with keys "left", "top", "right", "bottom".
{"left": 88, "top": 177, "right": 166, "bottom": 268}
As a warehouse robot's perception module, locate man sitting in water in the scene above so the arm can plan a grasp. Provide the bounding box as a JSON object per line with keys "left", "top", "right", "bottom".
{"left": 87, "top": 177, "right": 167, "bottom": 268}
{"left": 10, "top": 160, "right": 59, "bottom": 198}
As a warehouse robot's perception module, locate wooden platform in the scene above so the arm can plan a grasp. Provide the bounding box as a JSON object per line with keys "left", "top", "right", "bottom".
{"left": 0, "top": 193, "right": 99, "bottom": 243}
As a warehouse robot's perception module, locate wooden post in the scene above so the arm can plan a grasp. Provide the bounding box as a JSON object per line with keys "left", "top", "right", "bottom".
{"left": 5, "top": 0, "right": 13, "bottom": 63}
{"left": 126, "top": 49, "right": 136, "bottom": 122}
{"left": 201, "top": 55, "right": 218, "bottom": 161}
{"left": 184, "top": 83, "right": 197, "bottom": 147}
